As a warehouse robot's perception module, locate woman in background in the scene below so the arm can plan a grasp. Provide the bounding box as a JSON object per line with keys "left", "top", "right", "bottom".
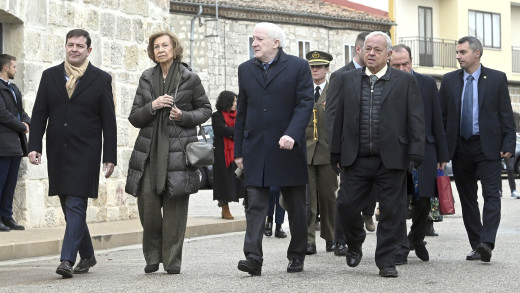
{"left": 211, "top": 90, "right": 245, "bottom": 219}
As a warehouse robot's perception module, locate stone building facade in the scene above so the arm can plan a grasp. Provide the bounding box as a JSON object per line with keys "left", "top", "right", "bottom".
{"left": 2, "top": 0, "right": 391, "bottom": 228}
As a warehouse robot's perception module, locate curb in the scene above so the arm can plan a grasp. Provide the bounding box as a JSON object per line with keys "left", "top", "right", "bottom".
{"left": 0, "top": 217, "right": 246, "bottom": 261}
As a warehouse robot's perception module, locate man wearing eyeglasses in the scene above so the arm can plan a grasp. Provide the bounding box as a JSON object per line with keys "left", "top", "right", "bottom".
{"left": 329, "top": 31, "right": 425, "bottom": 277}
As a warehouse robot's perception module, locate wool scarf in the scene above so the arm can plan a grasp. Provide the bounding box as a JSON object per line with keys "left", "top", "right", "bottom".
{"left": 64, "top": 59, "right": 89, "bottom": 98}
{"left": 221, "top": 110, "right": 236, "bottom": 167}
{"left": 149, "top": 61, "right": 181, "bottom": 195}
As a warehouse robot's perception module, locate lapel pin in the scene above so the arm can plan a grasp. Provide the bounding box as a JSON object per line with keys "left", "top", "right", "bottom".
{"left": 484, "top": 76, "right": 487, "bottom": 79}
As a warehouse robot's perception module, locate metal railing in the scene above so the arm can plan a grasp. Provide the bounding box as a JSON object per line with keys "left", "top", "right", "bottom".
{"left": 513, "top": 47, "right": 520, "bottom": 73}
{"left": 398, "top": 37, "right": 457, "bottom": 68}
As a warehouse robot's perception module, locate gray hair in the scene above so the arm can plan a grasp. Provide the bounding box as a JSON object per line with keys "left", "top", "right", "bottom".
{"left": 364, "top": 31, "right": 393, "bottom": 52}
{"left": 458, "top": 36, "right": 483, "bottom": 57}
{"left": 254, "top": 22, "right": 286, "bottom": 48}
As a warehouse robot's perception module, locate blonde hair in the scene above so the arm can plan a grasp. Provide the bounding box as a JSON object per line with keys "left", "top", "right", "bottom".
{"left": 147, "top": 31, "right": 184, "bottom": 63}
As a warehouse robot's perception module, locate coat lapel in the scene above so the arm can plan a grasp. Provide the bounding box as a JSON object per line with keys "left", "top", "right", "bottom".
{"left": 248, "top": 62, "right": 265, "bottom": 88}
{"left": 352, "top": 70, "right": 362, "bottom": 102}
{"left": 265, "top": 54, "right": 288, "bottom": 88}
{"left": 477, "top": 66, "right": 487, "bottom": 110}
{"left": 380, "top": 67, "right": 397, "bottom": 104}
{"left": 453, "top": 70, "right": 464, "bottom": 114}
{"left": 50, "top": 62, "right": 70, "bottom": 101}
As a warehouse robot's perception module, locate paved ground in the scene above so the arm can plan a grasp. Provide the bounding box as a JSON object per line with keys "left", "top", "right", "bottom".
{"left": 1, "top": 181, "right": 520, "bottom": 292}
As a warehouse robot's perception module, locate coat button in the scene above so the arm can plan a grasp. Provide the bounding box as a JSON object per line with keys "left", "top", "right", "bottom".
{"left": 64, "top": 144, "right": 68, "bottom": 148}
{"left": 263, "top": 108, "right": 267, "bottom": 112}
{"left": 64, "top": 123, "right": 68, "bottom": 126}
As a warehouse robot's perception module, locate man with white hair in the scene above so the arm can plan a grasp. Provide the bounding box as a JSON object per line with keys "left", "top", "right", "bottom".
{"left": 234, "top": 22, "right": 314, "bottom": 276}
{"left": 329, "top": 31, "right": 425, "bottom": 277}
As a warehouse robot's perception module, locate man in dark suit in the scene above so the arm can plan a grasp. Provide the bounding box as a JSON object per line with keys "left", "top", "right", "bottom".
{"left": 235, "top": 22, "right": 314, "bottom": 276}
{"left": 439, "top": 36, "right": 516, "bottom": 263}
{"left": 326, "top": 31, "right": 375, "bottom": 257}
{"left": 304, "top": 51, "right": 338, "bottom": 255}
{"left": 28, "top": 29, "right": 117, "bottom": 278}
{"left": 0, "top": 54, "right": 30, "bottom": 232}
{"left": 390, "top": 44, "right": 449, "bottom": 265}
{"left": 329, "top": 31, "right": 425, "bottom": 278}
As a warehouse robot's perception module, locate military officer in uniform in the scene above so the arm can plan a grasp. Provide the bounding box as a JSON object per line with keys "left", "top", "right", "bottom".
{"left": 304, "top": 51, "right": 339, "bottom": 255}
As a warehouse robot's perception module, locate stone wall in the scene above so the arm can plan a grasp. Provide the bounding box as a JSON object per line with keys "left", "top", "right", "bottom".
{"left": 2, "top": 1, "right": 435, "bottom": 228}
{"left": 2, "top": 0, "right": 172, "bottom": 228}
{"left": 1, "top": 1, "right": 382, "bottom": 228}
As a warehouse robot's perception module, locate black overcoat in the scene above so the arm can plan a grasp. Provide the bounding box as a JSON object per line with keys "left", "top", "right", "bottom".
{"left": 413, "top": 71, "right": 449, "bottom": 197}
{"left": 0, "top": 82, "right": 31, "bottom": 156}
{"left": 234, "top": 50, "right": 314, "bottom": 187}
{"left": 28, "top": 62, "right": 117, "bottom": 198}
{"left": 211, "top": 111, "right": 244, "bottom": 202}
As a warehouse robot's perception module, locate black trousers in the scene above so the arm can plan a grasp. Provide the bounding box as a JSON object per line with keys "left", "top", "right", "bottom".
{"left": 452, "top": 136, "right": 501, "bottom": 250}
{"left": 337, "top": 156, "right": 407, "bottom": 269}
{"left": 59, "top": 195, "right": 94, "bottom": 264}
{"left": 396, "top": 196, "right": 430, "bottom": 256}
{"left": 243, "top": 185, "right": 307, "bottom": 264}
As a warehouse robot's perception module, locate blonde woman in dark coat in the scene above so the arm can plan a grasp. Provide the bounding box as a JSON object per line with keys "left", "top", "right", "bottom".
{"left": 125, "top": 31, "right": 211, "bottom": 274}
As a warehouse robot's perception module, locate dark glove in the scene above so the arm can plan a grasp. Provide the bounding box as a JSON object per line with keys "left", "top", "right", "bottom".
{"left": 409, "top": 154, "right": 424, "bottom": 169}
{"left": 330, "top": 153, "right": 341, "bottom": 175}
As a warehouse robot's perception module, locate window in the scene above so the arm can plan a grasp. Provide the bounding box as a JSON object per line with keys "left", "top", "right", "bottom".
{"left": 469, "top": 10, "right": 501, "bottom": 48}
{"left": 418, "top": 6, "right": 433, "bottom": 66}
{"left": 298, "top": 41, "right": 310, "bottom": 58}
{"left": 248, "top": 36, "right": 254, "bottom": 59}
{"left": 344, "top": 44, "right": 355, "bottom": 65}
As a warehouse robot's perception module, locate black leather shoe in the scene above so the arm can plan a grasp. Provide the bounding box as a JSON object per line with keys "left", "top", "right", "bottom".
{"left": 379, "top": 266, "right": 398, "bottom": 278}
{"left": 56, "top": 260, "right": 73, "bottom": 278}
{"left": 166, "top": 266, "right": 181, "bottom": 274}
{"left": 394, "top": 253, "right": 408, "bottom": 265}
{"left": 325, "top": 241, "right": 335, "bottom": 252}
{"left": 287, "top": 258, "right": 304, "bottom": 273}
{"left": 4, "top": 219, "right": 24, "bottom": 230}
{"left": 264, "top": 220, "right": 273, "bottom": 237}
{"left": 144, "top": 263, "right": 159, "bottom": 273}
{"left": 306, "top": 243, "right": 317, "bottom": 255}
{"left": 334, "top": 243, "right": 347, "bottom": 256}
{"left": 414, "top": 244, "right": 429, "bottom": 261}
{"left": 237, "top": 258, "right": 262, "bottom": 276}
{"left": 73, "top": 255, "right": 97, "bottom": 274}
{"left": 466, "top": 249, "right": 481, "bottom": 261}
{"left": 346, "top": 247, "right": 362, "bottom": 267}
{"left": 476, "top": 243, "right": 492, "bottom": 262}
{"left": 275, "top": 227, "right": 287, "bottom": 238}
{"left": 0, "top": 221, "right": 10, "bottom": 232}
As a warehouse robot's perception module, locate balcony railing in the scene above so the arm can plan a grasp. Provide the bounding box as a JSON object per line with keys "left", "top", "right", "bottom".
{"left": 513, "top": 47, "right": 520, "bottom": 73}
{"left": 398, "top": 37, "right": 457, "bottom": 68}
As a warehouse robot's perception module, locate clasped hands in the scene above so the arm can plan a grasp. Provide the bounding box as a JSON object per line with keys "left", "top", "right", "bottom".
{"left": 152, "top": 94, "right": 182, "bottom": 121}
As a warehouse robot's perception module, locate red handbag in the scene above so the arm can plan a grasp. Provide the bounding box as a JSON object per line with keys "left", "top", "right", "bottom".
{"left": 436, "top": 169, "right": 455, "bottom": 215}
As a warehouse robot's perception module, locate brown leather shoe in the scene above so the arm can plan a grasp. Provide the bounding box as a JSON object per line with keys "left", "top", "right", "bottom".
{"left": 221, "top": 204, "right": 234, "bottom": 220}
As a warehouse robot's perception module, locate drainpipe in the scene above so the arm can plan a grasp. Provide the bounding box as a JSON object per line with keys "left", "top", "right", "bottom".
{"left": 190, "top": 5, "right": 203, "bottom": 69}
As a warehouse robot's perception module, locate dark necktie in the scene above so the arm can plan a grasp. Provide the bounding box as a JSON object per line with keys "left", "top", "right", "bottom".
{"left": 314, "top": 85, "right": 321, "bottom": 102}
{"left": 460, "top": 75, "right": 474, "bottom": 140}
{"left": 370, "top": 74, "right": 378, "bottom": 89}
